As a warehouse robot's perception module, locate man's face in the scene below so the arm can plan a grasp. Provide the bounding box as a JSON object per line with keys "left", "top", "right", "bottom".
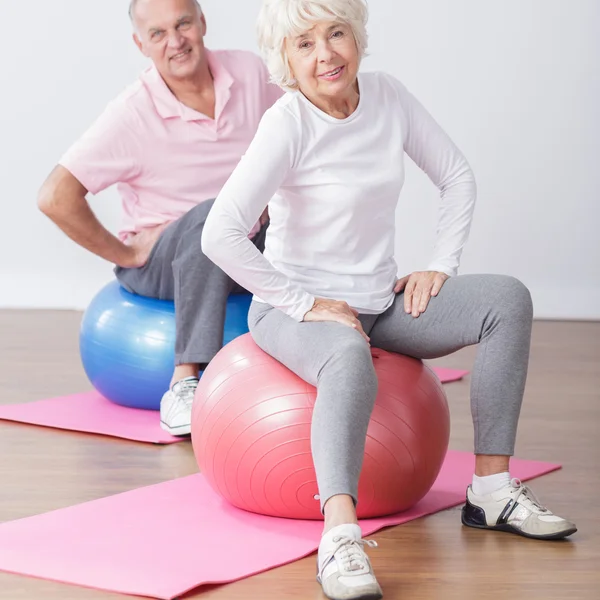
{"left": 133, "top": 0, "right": 207, "bottom": 82}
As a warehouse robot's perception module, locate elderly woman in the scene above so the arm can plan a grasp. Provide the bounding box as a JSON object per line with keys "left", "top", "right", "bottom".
{"left": 202, "top": 0, "right": 576, "bottom": 598}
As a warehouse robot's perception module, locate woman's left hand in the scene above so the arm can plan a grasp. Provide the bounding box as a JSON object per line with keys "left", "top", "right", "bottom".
{"left": 394, "top": 271, "right": 449, "bottom": 318}
{"left": 259, "top": 206, "right": 270, "bottom": 226}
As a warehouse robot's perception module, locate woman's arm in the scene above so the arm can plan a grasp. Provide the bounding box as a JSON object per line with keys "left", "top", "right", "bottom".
{"left": 201, "top": 108, "right": 316, "bottom": 322}
{"left": 393, "top": 77, "right": 477, "bottom": 277}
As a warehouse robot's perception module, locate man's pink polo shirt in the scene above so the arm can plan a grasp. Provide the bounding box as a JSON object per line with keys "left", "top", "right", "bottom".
{"left": 59, "top": 50, "right": 282, "bottom": 240}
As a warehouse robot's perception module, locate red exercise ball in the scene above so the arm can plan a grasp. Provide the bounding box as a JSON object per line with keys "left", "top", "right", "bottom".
{"left": 191, "top": 333, "right": 450, "bottom": 520}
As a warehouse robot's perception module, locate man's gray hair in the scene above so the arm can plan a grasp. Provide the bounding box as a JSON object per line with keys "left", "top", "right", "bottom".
{"left": 129, "top": 0, "right": 202, "bottom": 25}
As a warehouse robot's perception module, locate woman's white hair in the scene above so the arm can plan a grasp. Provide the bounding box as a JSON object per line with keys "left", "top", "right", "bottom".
{"left": 256, "top": 0, "right": 369, "bottom": 90}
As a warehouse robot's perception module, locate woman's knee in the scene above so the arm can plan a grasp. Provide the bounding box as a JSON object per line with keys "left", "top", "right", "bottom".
{"left": 491, "top": 275, "right": 533, "bottom": 323}
{"left": 331, "top": 327, "right": 373, "bottom": 360}
{"left": 322, "top": 331, "right": 378, "bottom": 391}
{"left": 463, "top": 275, "right": 533, "bottom": 333}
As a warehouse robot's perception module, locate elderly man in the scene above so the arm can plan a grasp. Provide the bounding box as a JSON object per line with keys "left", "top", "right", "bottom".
{"left": 37, "top": 0, "right": 282, "bottom": 435}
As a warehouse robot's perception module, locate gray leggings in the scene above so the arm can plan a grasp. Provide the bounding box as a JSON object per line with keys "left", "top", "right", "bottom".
{"left": 248, "top": 274, "right": 533, "bottom": 511}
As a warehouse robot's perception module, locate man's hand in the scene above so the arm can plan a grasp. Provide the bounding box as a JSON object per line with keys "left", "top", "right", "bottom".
{"left": 38, "top": 165, "right": 160, "bottom": 268}
{"left": 303, "top": 298, "right": 370, "bottom": 344}
{"left": 121, "top": 223, "right": 169, "bottom": 269}
{"left": 394, "top": 271, "right": 449, "bottom": 318}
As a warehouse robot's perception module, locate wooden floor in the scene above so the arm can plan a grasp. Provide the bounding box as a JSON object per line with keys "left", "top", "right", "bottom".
{"left": 0, "top": 312, "right": 598, "bottom": 600}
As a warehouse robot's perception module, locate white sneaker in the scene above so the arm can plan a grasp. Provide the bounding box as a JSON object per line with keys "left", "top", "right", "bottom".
{"left": 462, "top": 478, "right": 577, "bottom": 540}
{"left": 159, "top": 376, "right": 199, "bottom": 436}
{"left": 317, "top": 524, "right": 383, "bottom": 600}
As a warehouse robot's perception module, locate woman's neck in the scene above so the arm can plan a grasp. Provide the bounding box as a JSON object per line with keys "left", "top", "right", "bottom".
{"left": 305, "top": 79, "right": 360, "bottom": 119}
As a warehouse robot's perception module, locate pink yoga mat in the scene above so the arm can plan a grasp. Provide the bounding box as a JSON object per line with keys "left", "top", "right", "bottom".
{"left": 0, "top": 450, "right": 558, "bottom": 600}
{"left": 432, "top": 366, "right": 469, "bottom": 383}
{"left": 0, "top": 391, "right": 182, "bottom": 445}
{"left": 0, "top": 368, "right": 468, "bottom": 444}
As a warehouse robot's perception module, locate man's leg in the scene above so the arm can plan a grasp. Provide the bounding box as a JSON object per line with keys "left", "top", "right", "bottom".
{"left": 115, "top": 200, "right": 266, "bottom": 434}
{"left": 368, "top": 274, "right": 576, "bottom": 539}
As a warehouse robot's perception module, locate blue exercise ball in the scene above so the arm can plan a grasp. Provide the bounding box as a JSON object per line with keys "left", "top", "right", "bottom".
{"left": 79, "top": 281, "right": 252, "bottom": 410}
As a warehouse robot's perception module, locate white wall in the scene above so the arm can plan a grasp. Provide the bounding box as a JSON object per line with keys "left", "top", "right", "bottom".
{"left": 1, "top": 0, "right": 598, "bottom": 318}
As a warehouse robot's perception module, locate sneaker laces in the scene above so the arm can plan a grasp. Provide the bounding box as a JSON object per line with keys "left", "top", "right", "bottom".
{"left": 510, "top": 478, "right": 550, "bottom": 514}
{"left": 319, "top": 535, "right": 378, "bottom": 579}
{"left": 172, "top": 378, "right": 198, "bottom": 407}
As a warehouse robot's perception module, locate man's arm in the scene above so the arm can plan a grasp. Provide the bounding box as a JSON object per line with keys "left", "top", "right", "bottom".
{"left": 37, "top": 165, "right": 138, "bottom": 268}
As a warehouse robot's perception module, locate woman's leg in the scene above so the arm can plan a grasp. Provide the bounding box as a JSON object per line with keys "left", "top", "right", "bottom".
{"left": 249, "top": 301, "right": 379, "bottom": 522}
{"left": 370, "top": 274, "right": 533, "bottom": 458}
{"left": 369, "top": 274, "right": 576, "bottom": 539}
{"left": 248, "top": 301, "right": 383, "bottom": 599}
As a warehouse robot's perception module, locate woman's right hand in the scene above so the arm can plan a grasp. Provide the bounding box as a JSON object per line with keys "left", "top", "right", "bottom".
{"left": 303, "top": 298, "right": 370, "bottom": 344}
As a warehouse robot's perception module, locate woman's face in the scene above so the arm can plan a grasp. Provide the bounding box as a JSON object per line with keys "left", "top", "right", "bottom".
{"left": 285, "top": 20, "right": 359, "bottom": 103}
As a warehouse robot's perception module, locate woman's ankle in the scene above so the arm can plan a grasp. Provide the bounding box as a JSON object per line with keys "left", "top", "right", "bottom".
{"left": 323, "top": 494, "right": 358, "bottom": 534}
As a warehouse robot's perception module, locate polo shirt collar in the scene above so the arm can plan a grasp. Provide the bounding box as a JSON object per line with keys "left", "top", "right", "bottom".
{"left": 142, "top": 49, "right": 234, "bottom": 122}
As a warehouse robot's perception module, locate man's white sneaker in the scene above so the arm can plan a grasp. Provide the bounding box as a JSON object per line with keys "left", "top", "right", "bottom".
{"left": 317, "top": 524, "right": 383, "bottom": 600}
{"left": 159, "top": 376, "right": 199, "bottom": 436}
{"left": 462, "top": 478, "right": 577, "bottom": 540}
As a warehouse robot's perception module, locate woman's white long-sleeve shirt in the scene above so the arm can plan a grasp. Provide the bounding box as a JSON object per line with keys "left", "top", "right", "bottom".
{"left": 202, "top": 71, "right": 476, "bottom": 322}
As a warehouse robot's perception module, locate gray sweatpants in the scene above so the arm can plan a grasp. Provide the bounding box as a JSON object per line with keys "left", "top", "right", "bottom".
{"left": 248, "top": 274, "right": 533, "bottom": 511}
{"left": 115, "top": 200, "right": 267, "bottom": 366}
